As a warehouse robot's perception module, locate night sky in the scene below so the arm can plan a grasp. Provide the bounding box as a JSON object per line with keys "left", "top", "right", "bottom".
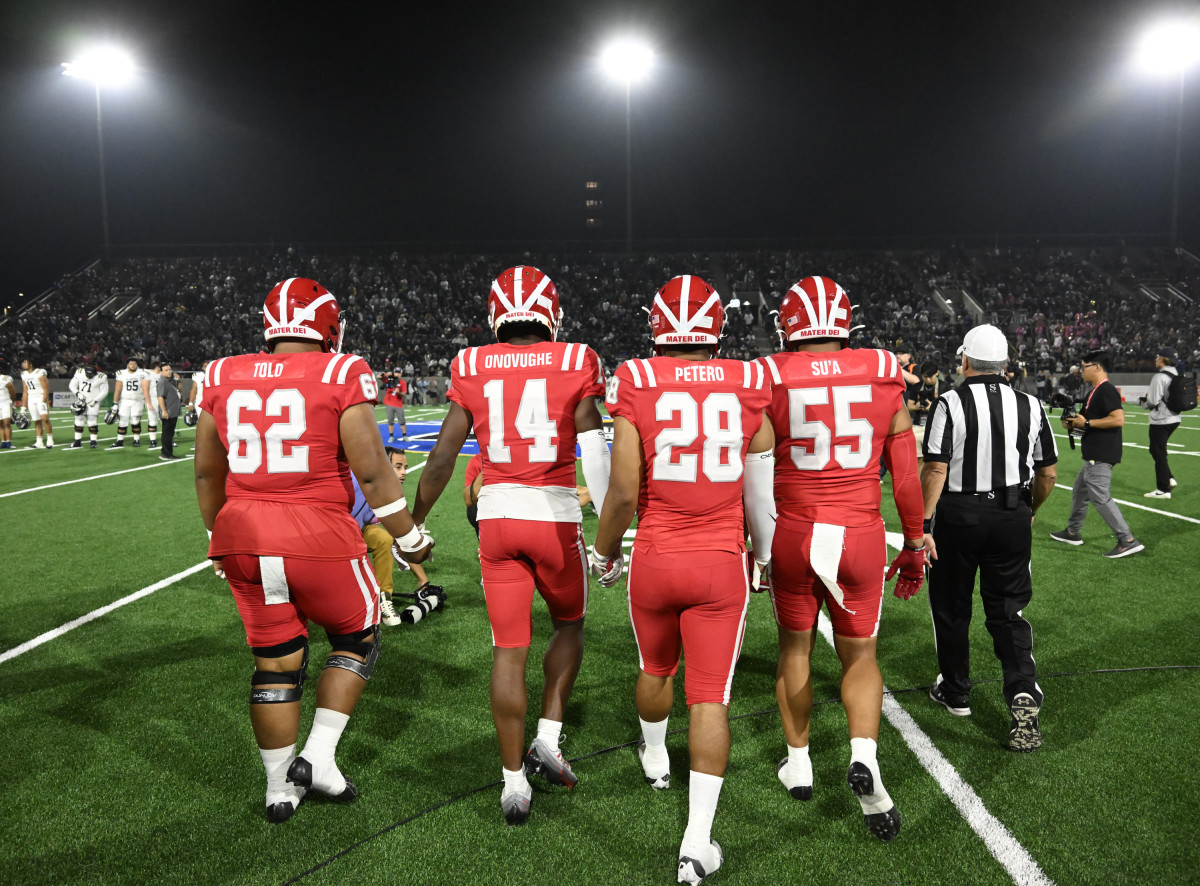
{"left": 1, "top": 0, "right": 1198, "bottom": 306}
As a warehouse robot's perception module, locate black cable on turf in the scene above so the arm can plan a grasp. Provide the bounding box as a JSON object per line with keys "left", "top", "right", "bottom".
{"left": 281, "top": 663, "right": 1200, "bottom": 884}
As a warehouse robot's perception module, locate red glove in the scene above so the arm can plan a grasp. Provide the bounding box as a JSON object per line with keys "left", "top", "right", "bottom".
{"left": 885, "top": 546, "right": 926, "bottom": 600}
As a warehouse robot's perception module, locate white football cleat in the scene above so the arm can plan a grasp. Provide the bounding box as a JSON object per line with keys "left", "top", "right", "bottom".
{"left": 677, "top": 840, "right": 722, "bottom": 884}
{"left": 500, "top": 781, "right": 532, "bottom": 825}
{"left": 637, "top": 739, "right": 670, "bottom": 789}
{"left": 777, "top": 757, "right": 813, "bottom": 801}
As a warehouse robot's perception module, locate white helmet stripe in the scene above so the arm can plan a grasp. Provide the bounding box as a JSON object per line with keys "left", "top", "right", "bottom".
{"left": 814, "top": 277, "right": 829, "bottom": 327}
{"left": 278, "top": 277, "right": 299, "bottom": 325}
{"left": 491, "top": 279, "right": 516, "bottom": 314}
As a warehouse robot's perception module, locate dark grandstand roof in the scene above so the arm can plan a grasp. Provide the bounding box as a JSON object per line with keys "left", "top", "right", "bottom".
{"left": 1, "top": 0, "right": 1196, "bottom": 306}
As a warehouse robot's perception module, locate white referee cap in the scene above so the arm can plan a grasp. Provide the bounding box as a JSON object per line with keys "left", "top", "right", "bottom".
{"left": 958, "top": 324, "right": 1009, "bottom": 362}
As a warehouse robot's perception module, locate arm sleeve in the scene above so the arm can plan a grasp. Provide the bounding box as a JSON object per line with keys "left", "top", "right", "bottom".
{"left": 743, "top": 449, "right": 777, "bottom": 564}
{"left": 578, "top": 428, "right": 611, "bottom": 519}
{"left": 883, "top": 429, "right": 924, "bottom": 539}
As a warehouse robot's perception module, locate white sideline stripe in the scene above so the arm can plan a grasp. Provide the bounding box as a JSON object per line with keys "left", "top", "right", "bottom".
{"left": 0, "top": 562, "right": 212, "bottom": 665}
{"left": 840, "top": 535, "right": 1054, "bottom": 886}
{"left": 0, "top": 457, "right": 193, "bottom": 498}
{"left": 1051, "top": 484, "right": 1200, "bottom": 525}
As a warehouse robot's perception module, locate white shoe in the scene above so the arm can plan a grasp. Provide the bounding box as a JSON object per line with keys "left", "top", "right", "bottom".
{"left": 33, "top": 441, "right": 45, "bottom": 449}
{"left": 1170, "top": 478, "right": 1178, "bottom": 489}
{"left": 500, "top": 780, "right": 532, "bottom": 825}
{"left": 1144, "top": 490, "right": 1171, "bottom": 499}
{"left": 677, "top": 840, "right": 722, "bottom": 884}
{"left": 777, "top": 757, "right": 813, "bottom": 801}
{"left": 637, "top": 740, "right": 670, "bottom": 789}
{"left": 379, "top": 595, "right": 401, "bottom": 626}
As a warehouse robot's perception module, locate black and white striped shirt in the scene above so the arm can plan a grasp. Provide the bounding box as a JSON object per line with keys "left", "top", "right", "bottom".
{"left": 924, "top": 376, "right": 1058, "bottom": 493}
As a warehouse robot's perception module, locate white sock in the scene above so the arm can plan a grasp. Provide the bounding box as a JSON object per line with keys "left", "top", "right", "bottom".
{"left": 682, "top": 771, "right": 724, "bottom": 850}
{"left": 299, "top": 708, "right": 350, "bottom": 795}
{"left": 260, "top": 744, "right": 301, "bottom": 805}
{"left": 74, "top": 428, "right": 83, "bottom": 442}
{"left": 35, "top": 434, "right": 42, "bottom": 445}
{"left": 536, "top": 718, "right": 562, "bottom": 752}
{"left": 850, "top": 736, "right": 893, "bottom": 814}
{"left": 785, "top": 743, "right": 812, "bottom": 781}
{"left": 502, "top": 765, "right": 531, "bottom": 795}
{"left": 639, "top": 716, "right": 670, "bottom": 769}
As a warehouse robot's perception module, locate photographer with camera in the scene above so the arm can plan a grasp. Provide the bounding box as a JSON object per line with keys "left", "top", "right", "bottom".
{"left": 1138, "top": 347, "right": 1183, "bottom": 499}
{"left": 1050, "top": 351, "right": 1143, "bottom": 558}
{"left": 906, "top": 363, "right": 940, "bottom": 456}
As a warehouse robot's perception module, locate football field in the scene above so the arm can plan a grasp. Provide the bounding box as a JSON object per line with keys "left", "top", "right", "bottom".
{"left": 1, "top": 404, "right": 1198, "bottom": 885}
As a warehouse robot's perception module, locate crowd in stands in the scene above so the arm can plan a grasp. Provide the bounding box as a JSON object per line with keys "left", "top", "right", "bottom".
{"left": 5, "top": 246, "right": 1197, "bottom": 387}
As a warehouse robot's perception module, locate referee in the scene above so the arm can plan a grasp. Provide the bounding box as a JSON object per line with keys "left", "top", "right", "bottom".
{"left": 920, "top": 324, "right": 1058, "bottom": 751}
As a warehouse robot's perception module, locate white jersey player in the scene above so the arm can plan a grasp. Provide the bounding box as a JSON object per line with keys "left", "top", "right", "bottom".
{"left": 111, "top": 359, "right": 147, "bottom": 448}
{"left": 188, "top": 364, "right": 209, "bottom": 415}
{"left": 142, "top": 363, "right": 162, "bottom": 447}
{"left": 69, "top": 365, "right": 110, "bottom": 449}
{"left": 21, "top": 358, "right": 54, "bottom": 449}
{"left": 0, "top": 370, "right": 16, "bottom": 449}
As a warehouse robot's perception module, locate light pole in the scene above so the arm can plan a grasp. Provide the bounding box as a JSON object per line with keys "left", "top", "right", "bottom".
{"left": 62, "top": 47, "right": 135, "bottom": 262}
{"left": 601, "top": 39, "right": 654, "bottom": 253}
{"left": 1133, "top": 20, "right": 1200, "bottom": 248}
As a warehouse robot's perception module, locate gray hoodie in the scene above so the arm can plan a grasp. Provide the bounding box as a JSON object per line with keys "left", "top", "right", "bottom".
{"left": 1146, "top": 365, "right": 1182, "bottom": 426}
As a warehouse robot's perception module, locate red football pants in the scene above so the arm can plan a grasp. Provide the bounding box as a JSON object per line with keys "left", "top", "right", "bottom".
{"left": 627, "top": 545, "right": 750, "bottom": 706}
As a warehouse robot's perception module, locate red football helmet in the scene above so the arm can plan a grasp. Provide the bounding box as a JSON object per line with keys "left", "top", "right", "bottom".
{"left": 263, "top": 278, "right": 343, "bottom": 353}
{"left": 649, "top": 275, "right": 725, "bottom": 351}
{"left": 488, "top": 266, "right": 563, "bottom": 341}
{"left": 777, "top": 276, "right": 852, "bottom": 344}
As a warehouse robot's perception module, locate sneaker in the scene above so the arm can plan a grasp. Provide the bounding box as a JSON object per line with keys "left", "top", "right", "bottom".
{"left": 524, "top": 738, "right": 577, "bottom": 788}
{"left": 379, "top": 595, "right": 401, "bottom": 627}
{"left": 1144, "top": 489, "right": 1171, "bottom": 499}
{"left": 1008, "top": 693, "right": 1042, "bottom": 751}
{"left": 69, "top": 441, "right": 82, "bottom": 449}
{"left": 500, "top": 781, "right": 532, "bottom": 825}
{"left": 132, "top": 440, "right": 140, "bottom": 447}
{"left": 32, "top": 441, "right": 45, "bottom": 449}
{"left": 46, "top": 442, "right": 54, "bottom": 449}
{"left": 108, "top": 441, "right": 124, "bottom": 449}
{"left": 929, "top": 677, "right": 971, "bottom": 716}
{"left": 637, "top": 739, "right": 670, "bottom": 790}
{"left": 1170, "top": 478, "right": 1178, "bottom": 489}
{"left": 159, "top": 454, "right": 183, "bottom": 461}
{"left": 1104, "top": 538, "right": 1144, "bottom": 559}
{"left": 89, "top": 440, "right": 98, "bottom": 449}
{"left": 777, "top": 757, "right": 813, "bottom": 801}
{"left": 286, "top": 756, "right": 358, "bottom": 802}
{"left": 847, "top": 762, "right": 901, "bottom": 842}
{"left": 1049, "top": 529, "right": 1083, "bottom": 546}
{"left": 677, "top": 840, "right": 722, "bottom": 885}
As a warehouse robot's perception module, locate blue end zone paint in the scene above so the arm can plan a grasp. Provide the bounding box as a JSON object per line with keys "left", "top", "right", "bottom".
{"left": 375, "top": 416, "right": 613, "bottom": 457}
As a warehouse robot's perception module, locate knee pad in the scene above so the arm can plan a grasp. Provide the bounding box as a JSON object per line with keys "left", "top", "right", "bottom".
{"left": 132, "top": 423, "right": 142, "bottom": 433}
{"left": 324, "top": 627, "right": 380, "bottom": 681}
{"left": 249, "top": 635, "right": 309, "bottom": 704}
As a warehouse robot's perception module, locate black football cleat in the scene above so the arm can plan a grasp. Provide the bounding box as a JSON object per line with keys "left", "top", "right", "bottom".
{"left": 848, "top": 762, "right": 901, "bottom": 842}
{"left": 286, "top": 756, "right": 358, "bottom": 802}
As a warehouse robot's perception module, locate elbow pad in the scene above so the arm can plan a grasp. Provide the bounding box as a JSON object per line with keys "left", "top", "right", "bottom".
{"left": 578, "top": 428, "right": 611, "bottom": 518}
{"left": 884, "top": 430, "right": 924, "bottom": 540}
{"left": 743, "top": 450, "right": 777, "bottom": 565}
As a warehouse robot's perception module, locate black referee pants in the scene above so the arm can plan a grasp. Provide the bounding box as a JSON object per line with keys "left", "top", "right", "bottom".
{"left": 928, "top": 494, "right": 1042, "bottom": 708}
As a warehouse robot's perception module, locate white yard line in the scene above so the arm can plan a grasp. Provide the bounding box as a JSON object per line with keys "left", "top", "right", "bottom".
{"left": 0, "top": 562, "right": 212, "bottom": 665}
{"left": 875, "top": 533, "right": 1054, "bottom": 885}
{"left": 1050, "top": 484, "right": 1200, "bottom": 525}
{"left": 1049, "top": 431, "right": 1200, "bottom": 457}
{"left": 0, "top": 457, "right": 193, "bottom": 498}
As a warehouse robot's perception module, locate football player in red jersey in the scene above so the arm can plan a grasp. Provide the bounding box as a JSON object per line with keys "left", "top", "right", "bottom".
{"left": 747, "top": 276, "right": 927, "bottom": 843}
{"left": 194, "top": 278, "right": 432, "bottom": 823}
{"left": 412, "top": 266, "right": 611, "bottom": 825}
{"left": 591, "top": 275, "right": 773, "bottom": 886}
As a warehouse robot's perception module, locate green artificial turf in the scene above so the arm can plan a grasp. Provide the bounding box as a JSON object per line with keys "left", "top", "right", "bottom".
{"left": 1, "top": 406, "right": 1197, "bottom": 885}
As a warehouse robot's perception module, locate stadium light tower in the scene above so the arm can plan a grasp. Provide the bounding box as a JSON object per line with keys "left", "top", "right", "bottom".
{"left": 1133, "top": 20, "right": 1200, "bottom": 247}
{"left": 62, "top": 47, "right": 136, "bottom": 262}
{"left": 600, "top": 38, "right": 654, "bottom": 253}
